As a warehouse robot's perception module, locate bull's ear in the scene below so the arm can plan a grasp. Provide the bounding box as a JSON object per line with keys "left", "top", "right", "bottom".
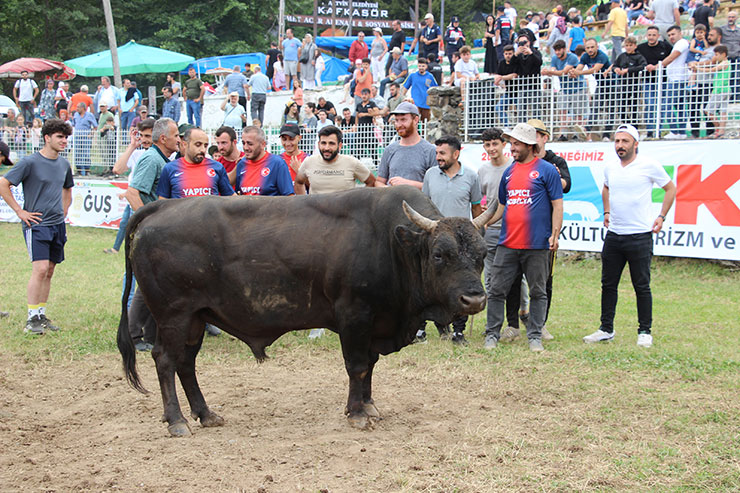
{"left": 394, "top": 225, "right": 424, "bottom": 248}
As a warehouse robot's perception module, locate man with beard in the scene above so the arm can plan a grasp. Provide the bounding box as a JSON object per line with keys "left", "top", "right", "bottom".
{"left": 278, "top": 123, "right": 307, "bottom": 182}
{"left": 584, "top": 124, "right": 675, "bottom": 348}
{"left": 214, "top": 126, "right": 244, "bottom": 186}
{"left": 376, "top": 102, "right": 437, "bottom": 190}
{"left": 637, "top": 26, "right": 672, "bottom": 138}
{"left": 482, "top": 123, "right": 563, "bottom": 352}
{"left": 232, "top": 126, "right": 294, "bottom": 196}
{"left": 421, "top": 135, "right": 483, "bottom": 346}
{"left": 688, "top": 27, "right": 721, "bottom": 137}
{"left": 157, "top": 127, "right": 234, "bottom": 199}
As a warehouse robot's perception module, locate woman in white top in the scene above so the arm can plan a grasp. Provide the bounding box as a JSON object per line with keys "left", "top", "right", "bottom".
{"left": 369, "top": 27, "right": 388, "bottom": 83}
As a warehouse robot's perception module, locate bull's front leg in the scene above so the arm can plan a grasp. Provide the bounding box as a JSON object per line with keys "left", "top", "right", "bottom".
{"left": 361, "top": 351, "right": 380, "bottom": 419}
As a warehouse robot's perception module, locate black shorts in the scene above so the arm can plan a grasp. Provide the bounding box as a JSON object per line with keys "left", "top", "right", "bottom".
{"left": 24, "top": 223, "right": 67, "bottom": 263}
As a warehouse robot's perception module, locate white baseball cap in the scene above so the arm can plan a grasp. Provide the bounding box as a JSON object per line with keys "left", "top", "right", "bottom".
{"left": 615, "top": 124, "right": 639, "bottom": 142}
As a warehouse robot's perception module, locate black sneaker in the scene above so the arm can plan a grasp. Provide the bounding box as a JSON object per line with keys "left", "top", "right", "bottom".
{"left": 0, "top": 310, "right": 9, "bottom": 318}
{"left": 451, "top": 332, "right": 469, "bottom": 346}
{"left": 39, "top": 314, "right": 61, "bottom": 332}
{"left": 205, "top": 324, "right": 221, "bottom": 336}
{"left": 24, "top": 315, "right": 45, "bottom": 335}
{"left": 412, "top": 329, "right": 427, "bottom": 344}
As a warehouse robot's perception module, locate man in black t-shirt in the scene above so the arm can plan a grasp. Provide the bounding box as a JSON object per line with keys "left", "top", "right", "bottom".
{"left": 316, "top": 97, "right": 336, "bottom": 122}
{"left": 637, "top": 26, "right": 672, "bottom": 137}
{"left": 266, "top": 42, "right": 281, "bottom": 80}
{"left": 355, "top": 88, "right": 379, "bottom": 160}
{"left": 385, "top": 20, "right": 407, "bottom": 76}
{"left": 691, "top": 0, "right": 715, "bottom": 29}
{"left": 494, "top": 45, "right": 519, "bottom": 127}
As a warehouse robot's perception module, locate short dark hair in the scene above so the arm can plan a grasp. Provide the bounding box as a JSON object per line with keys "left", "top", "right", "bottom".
{"left": 417, "top": 57, "right": 429, "bottom": 65}
{"left": 362, "top": 57, "right": 371, "bottom": 64}
{"left": 342, "top": 107, "right": 351, "bottom": 113}
{"left": 481, "top": 127, "right": 505, "bottom": 142}
{"left": 435, "top": 135, "right": 461, "bottom": 152}
{"left": 360, "top": 88, "right": 371, "bottom": 94}
{"left": 163, "top": 87, "right": 173, "bottom": 95}
{"left": 215, "top": 125, "right": 237, "bottom": 141}
{"left": 715, "top": 44, "right": 728, "bottom": 55}
{"left": 138, "top": 118, "right": 156, "bottom": 132}
{"left": 553, "top": 40, "right": 566, "bottom": 50}
{"left": 318, "top": 125, "right": 342, "bottom": 143}
{"left": 41, "top": 118, "right": 72, "bottom": 139}
{"left": 390, "top": 82, "right": 400, "bottom": 89}
{"left": 208, "top": 145, "right": 219, "bottom": 156}
{"left": 167, "top": 72, "right": 176, "bottom": 78}
{"left": 646, "top": 25, "right": 660, "bottom": 33}
{"left": 503, "top": 44, "right": 515, "bottom": 52}
{"left": 667, "top": 25, "right": 681, "bottom": 33}
{"left": 694, "top": 23, "right": 707, "bottom": 32}
{"left": 710, "top": 27, "right": 723, "bottom": 39}
{"left": 306, "top": 102, "right": 316, "bottom": 110}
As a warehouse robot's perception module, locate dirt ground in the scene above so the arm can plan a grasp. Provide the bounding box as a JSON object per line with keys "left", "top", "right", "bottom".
{"left": 0, "top": 340, "right": 735, "bottom": 492}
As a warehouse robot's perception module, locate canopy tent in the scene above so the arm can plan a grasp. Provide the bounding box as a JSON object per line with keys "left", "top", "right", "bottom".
{"left": 64, "top": 40, "right": 194, "bottom": 76}
{"left": 0, "top": 58, "right": 76, "bottom": 80}
{"left": 181, "top": 53, "right": 267, "bottom": 76}
{"left": 314, "top": 36, "right": 417, "bottom": 57}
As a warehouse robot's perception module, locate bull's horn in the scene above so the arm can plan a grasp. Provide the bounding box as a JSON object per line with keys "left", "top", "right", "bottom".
{"left": 403, "top": 201, "right": 438, "bottom": 232}
{"left": 471, "top": 200, "right": 498, "bottom": 230}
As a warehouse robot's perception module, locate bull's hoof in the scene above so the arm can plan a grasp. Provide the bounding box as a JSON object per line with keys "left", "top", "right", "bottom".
{"left": 200, "top": 412, "right": 225, "bottom": 428}
{"left": 347, "top": 413, "right": 374, "bottom": 430}
{"left": 363, "top": 402, "right": 380, "bottom": 418}
{"left": 167, "top": 421, "right": 192, "bottom": 437}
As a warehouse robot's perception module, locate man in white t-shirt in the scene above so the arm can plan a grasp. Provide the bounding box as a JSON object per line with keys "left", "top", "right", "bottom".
{"left": 453, "top": 46, "right": 480, "bottom": 104}
{"left": 96, "top": 76, "right": 119, "bottom": 113}
{"left": 662, "top": 26, "right": 690, "bottom": 139}
{"left": 13, "top": 71, "right": 39, "bottom": 125}
{"left": 584, "top": 124, "right": 675, "bottom": 348}
{"left": 504, "top": 1, "right": 518, "bottom": 27}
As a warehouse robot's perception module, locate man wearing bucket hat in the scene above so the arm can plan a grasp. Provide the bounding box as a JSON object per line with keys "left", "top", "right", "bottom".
{"left": 481, "top": 123, "right": 563, "bottom": 352}
{"left": 583, "top": 124, "right": 675, "bottom": 348}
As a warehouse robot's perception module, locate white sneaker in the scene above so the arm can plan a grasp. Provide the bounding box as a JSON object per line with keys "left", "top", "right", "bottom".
{"left": 637, "top": 333, "right": 653, "bottom": 348}
{"left": 583, "top": 329, "right": 614, "bottom": 343}
{"left": 676, "top": 133, "right": 687, "bottom": 140}
{"left": 308, "top": 328, "right": 325, "bottom": 339}
{"left": 541, "top": 326, "right": 554, "bottom": 341}
{"left": 664, "top": 132, "right": 680, "bottom": 140}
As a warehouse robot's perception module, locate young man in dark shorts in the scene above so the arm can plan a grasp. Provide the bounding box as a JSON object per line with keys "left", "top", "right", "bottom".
{"left": 0, "top": 119, "right": 74, "bottom": 335}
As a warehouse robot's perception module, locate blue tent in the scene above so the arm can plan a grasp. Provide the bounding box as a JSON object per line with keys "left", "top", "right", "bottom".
{"left": 315, "top": 36, "right": 417, "bottom": 57}
{"left": 181, "top": 53, "right": 267, "bottom": 75}
{"left": 320, "top": 54, "right": 350, "bottom": 83}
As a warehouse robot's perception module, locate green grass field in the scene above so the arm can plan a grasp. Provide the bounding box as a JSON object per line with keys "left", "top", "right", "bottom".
{"left": 1, "top": 221, "right": 738, "bottom": 489}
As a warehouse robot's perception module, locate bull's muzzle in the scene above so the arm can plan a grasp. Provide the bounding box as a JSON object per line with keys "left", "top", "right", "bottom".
{"left": 459, "top": 294, "right": 486, "bottom": 314}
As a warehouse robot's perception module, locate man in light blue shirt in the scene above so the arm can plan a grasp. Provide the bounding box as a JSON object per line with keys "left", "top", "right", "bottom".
{"left": 282, "top": 28, "right": 302, "bottom": 89}
{"left": 161, "top": 87, "right": 180, "bottom": 123}
{"left": 247, "top": 66, "right": 270, "bottom": 125}
{"left": 542, "top": 39, "right": 586, "bottom": 137}
{"left": 118, "top": 79, "right": 139, "bottom": 129}
{"left": 223, "top": 66, "right": 250, "bottom": 108}
{"left": 71, "top": 102, "right": 98, "bottom": 175}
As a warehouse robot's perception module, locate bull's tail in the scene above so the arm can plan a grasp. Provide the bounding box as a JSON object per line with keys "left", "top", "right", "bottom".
{"left": 116, "top": 202, "right": 163, "bottom": 394}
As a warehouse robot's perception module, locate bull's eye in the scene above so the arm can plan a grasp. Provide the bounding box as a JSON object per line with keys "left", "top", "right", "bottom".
{"left": 433, "top": 252, "right": 444, "bottom": 263}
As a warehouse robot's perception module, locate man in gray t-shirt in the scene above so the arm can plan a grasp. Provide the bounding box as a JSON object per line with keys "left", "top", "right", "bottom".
{"left": 0, "top": 119, "right": 74, "bottom": 335}
{"left": 377, "top": 102, "right": 436, "bottom": 189}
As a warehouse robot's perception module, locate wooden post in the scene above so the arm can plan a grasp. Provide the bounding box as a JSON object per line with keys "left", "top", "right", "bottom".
{"left": 101, "top": 0, "right": 121, "bottom": 87}
{"left": 414, "top": 0, "right": 420, "bottom": 39}
{"left": 313, "top": 0, "right": 318, "bottom": 39}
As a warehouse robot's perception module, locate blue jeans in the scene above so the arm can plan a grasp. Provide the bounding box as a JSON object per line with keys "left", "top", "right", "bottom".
{"left": 627, "top": 9, "right": 643, "bottom": 21}
{"left": 663, "top": 80, "right": 687, "bottom": 133}
{"left": 120, "top": 111, "right": 136, "bottom": 129}
{"left": 495, "top": 92, "right": 516, "bottom": 127}
{"left": 379, "top": 75, "right": 405, "bottom": 97}
{"left": 643, "top": 81, "right": 659, "bottom": 135}
{"left": 186, "top": 99, "right": 202, "bottom": 127}
{"left": 112, "top": 204, "right": 132, "bottom": 252}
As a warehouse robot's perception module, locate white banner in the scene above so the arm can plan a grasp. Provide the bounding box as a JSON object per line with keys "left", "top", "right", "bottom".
{"left": 460, "top": 140, "right": 740, "bottom": 261}
{"left": 1, "top": 179, "right": 129, "bottom": 229}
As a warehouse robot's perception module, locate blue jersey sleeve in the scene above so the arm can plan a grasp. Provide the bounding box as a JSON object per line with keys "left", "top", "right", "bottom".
{"left": 233, "top": 158, "right": 246, "bottom": 193}
{"left": 403, "top": 74, "right": 413, "bottom": 90}
{"left": 216, "top": 165, "right": 234, "bottom": 196}
{"left": 273, "top": 159, "right": 295, "bottom": 196}
{"left": 156, "top": 165, "right": 173, "bottom": 198}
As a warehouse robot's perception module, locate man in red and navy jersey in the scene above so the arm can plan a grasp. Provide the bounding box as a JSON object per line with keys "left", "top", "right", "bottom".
{"left": 278, "top": 123, "right": 307, "bottom": 182}
{"left": 231, "top": 126, "right": 295, "bottom": 196}
{"left": 482, "top": 122, "right": 563, "bottom": 352}
{"left": 157, "top": 127, "right": 234, "bottom": 199}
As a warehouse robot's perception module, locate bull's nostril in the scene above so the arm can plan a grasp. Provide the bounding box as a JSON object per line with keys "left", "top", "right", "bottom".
{"left": 460, "top": 294, "right": 486, "bottom": 307}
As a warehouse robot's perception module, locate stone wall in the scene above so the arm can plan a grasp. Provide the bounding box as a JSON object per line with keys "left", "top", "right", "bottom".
{"left": 425, "top": 85, "right": 463, "bottom": 143}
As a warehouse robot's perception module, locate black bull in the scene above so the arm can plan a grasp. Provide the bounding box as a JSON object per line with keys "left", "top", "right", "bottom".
{"left": 117, "top": 186, "right": 496, "bottom": 436}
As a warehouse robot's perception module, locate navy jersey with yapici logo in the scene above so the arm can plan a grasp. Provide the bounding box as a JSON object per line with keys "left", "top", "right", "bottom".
{"left": 157, "top": 157, "right": 234, "bottom": 198}
{"left": 234, "top": 152, "right": 295, "bottom": 196}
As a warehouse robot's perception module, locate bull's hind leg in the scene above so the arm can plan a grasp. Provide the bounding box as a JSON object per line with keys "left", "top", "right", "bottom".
{"left": 361, "top": 351, "right": 380, "bottom": 418}
{"left": 177, "top": 335, "right": 224, "bottom": 429}
{"left": 151, "top": 315, "right": 196, "bottom": 437}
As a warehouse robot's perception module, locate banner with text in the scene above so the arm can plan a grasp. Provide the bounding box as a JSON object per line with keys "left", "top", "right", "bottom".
{"left": 459, "top": 140, "right": 740, "bottom": 261}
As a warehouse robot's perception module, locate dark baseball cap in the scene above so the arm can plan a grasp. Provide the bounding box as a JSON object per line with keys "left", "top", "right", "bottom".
{"left": 178, "top": 123, "right": 194, "bottom": 136}
{"left": 0, "top": 141, "right": 13, "bottom": 166}
{"left": 279, "top": 123, "right": 300, "bottom": 137}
